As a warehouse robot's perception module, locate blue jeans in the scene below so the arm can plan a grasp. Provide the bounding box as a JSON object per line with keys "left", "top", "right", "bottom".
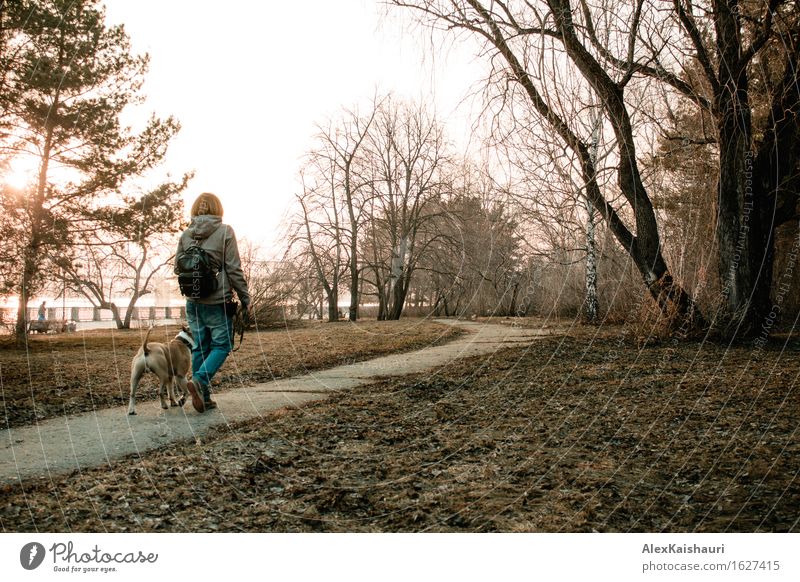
{"left": 185, "top": 301, "right": 233, "bottom": 399}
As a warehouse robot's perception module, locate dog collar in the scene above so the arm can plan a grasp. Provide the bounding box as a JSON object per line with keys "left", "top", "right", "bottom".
{"left": 176, "top": 331, "right": 196, "bottom": 350}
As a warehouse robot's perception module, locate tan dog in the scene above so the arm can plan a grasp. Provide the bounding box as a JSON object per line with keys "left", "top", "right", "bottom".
{"left": 128, "top": 326, "right": 195, "bottom": 415}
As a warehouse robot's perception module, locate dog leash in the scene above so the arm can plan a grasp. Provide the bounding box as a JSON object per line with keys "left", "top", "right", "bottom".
{"left": 231, "top": 303, "right": 246, "bottom": 352}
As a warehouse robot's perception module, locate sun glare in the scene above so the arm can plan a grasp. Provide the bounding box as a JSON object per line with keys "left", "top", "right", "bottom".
{"left": 3, "top": 155, "right": 39, "bottom": 190}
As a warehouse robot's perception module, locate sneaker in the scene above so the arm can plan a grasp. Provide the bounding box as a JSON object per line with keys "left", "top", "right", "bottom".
{"left": 204, "top": 400, "right": 218, "bottom": 410}
{"left": 186, "top": 380, "right": 206, "bottom": 413}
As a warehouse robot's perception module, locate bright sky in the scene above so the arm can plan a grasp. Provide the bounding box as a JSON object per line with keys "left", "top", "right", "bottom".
{"left": 103, "top": 0, "right": 484, "bottom": 259}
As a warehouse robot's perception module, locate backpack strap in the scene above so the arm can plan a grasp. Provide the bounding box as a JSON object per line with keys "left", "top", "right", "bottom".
{"left": 189, "top": 224, "right": 224, "bottom": 270}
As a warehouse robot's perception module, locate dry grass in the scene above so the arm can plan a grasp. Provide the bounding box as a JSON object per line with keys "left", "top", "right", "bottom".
{"left": 2, "top": 328, "right": 798, "bottom": 533}
{"left": 0, "top": 318, "right": 462, "bottom": 428}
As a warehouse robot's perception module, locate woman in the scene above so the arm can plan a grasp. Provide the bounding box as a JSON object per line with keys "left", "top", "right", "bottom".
{"left": 175, "top": 192, "right": 250, "bottom": 413}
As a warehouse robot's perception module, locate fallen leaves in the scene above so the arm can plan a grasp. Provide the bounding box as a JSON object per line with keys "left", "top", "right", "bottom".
{"left": 1, "top": 331, "right": 798, "bottom": 533}
{"left": 0, "top": 320, "right": 461, "bottom": 428}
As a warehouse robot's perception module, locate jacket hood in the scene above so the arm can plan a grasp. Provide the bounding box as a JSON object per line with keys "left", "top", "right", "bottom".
{"left": 187, "top": 215, "right": 223, "bottom": 240}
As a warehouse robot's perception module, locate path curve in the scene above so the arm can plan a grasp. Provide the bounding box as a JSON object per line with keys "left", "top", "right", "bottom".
{"left": 0, "top": 320, "right": 557, "bottom": 486}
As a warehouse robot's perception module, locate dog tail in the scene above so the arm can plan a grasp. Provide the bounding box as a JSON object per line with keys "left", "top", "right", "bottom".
{"left": 142, "top": 326, "right": 154, "bottom": 356}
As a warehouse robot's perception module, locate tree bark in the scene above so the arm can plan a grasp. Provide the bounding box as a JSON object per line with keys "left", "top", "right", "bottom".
{"left": 108, "top": 302, "right": 124, "bottom": 330}
{"left": 748, "top": 32, "right": 800, "bottom": 331}
{"left": 345, "top": 189, "right": 358, "bottom": 322}
{"left": 508, "top": 278, "right": 520, "bottom": 317}
{"left": 712, "top": 0, "right": 764, "bottom": 331}
{"left": 584, "top": 110, "right": 601, "bottom": 323}
{"left": 584, "top": 196, "right": 599, "bottom": 323}
{"left": 15, "top": 99, "right": 57, "bottom": 342}
{"left": 388, "top": 273, "right": 411, "bottom": 320}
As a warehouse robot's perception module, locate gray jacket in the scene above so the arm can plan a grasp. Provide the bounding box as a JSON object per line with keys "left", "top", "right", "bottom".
{"left": 175, "top": 215, "right": 251, "bottom": 307}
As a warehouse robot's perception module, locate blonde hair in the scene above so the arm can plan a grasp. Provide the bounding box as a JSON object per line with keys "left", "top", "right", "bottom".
{"left": 190, "top": 192, "right": 224, "bottom": 217}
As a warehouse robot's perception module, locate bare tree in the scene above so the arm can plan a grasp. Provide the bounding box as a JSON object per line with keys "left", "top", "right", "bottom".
{"left": 291, "top": 96, "right": 457, "bottom": 321}
{"left": 297, "top": 194, "right": 341, "bottom": 322}
{"left": 293, "top": 170, "right": 348, "bottom": 322}
{"left": 392, "top": 0, "right": 703, "bottom": 327}
{"left": 55, "top": 180, "right": 188, "bottom": 329}
{"left": 58, "top": 233, "right": 173, "bottom": 329}
{"left": 310, "top": 100, "right": 381, "bottom": 321}
{"left": 496, "top": 73, "right": 617, "bottom": 321}
{"left": 363, "top": 97, "right": 452, "bottom": 320}
{"left": 238, "top": 239, "right": 300, "bottom": 326}
{"left": 571, "top": 0, "right": 800, "bottom": 332}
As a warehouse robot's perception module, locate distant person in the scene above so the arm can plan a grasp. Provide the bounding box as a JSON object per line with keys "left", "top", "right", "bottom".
{"left": 37, "top": 301, "right": 46, "bottom": 321}
{"left": 175, "top": 192, "right": 250, "bottom": 413}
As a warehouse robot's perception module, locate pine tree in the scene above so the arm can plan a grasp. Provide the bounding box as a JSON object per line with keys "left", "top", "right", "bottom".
{"left": 0, "top": 0, "right": 180, "bottom": 341}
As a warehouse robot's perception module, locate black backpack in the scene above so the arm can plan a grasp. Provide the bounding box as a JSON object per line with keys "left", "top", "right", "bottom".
{"left": 176, "top": 242, "right": 218, "bottom": 299}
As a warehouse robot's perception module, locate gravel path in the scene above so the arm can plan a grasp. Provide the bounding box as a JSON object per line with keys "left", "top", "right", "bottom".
{"left": 0, "top": 320, "right": 554, "bottom": 486}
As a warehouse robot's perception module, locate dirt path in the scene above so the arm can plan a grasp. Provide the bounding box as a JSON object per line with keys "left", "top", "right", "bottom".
{"left": 0, "top": 320, "right": 556, "bottom": 486}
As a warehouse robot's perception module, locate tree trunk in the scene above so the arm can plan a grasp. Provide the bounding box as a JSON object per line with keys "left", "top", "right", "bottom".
{"left": 713, "top": 1, "right": 759, "bottom": 331}
{"left": 388, "top": 273, "right": 410, "bottom": 320}
{"left": 14, "top": 143, "right": 53, "bottom": 342}
{"left": 347, "top": 254, "right": 360, "bottom": 321}
{"left": 373, "top": 266, "right": 388, "bottom": 320}
{"left": 346, "top": 194, "right": 359, "bottom": 322}
{"left": 746, "top": 37, "right": 800, "bottom": 335}
{"left": 508, "top": 279, "right": 520, "bottom": 316}
{"left": 386, "top": 236, "right": 409, "bottom": 320}
{"left": 583, "top": 110, "right": 601, "bottom": 323}
{"left": 584, "top": 197, "right": 599, "bottom": 323}
{"left": 121, "top": 299, "right": 135, "bottom": 329}
{"left": 327, "top": 286, "right": 339, "bottom": 322}
{"left": 14, "top": 264, "right": 33, "bottom": 340}
{"left": 110, "top": 303, "right": 124, "bottom": 329}
{"left": 15, "top": 225, "right": 44, "bottom": 339}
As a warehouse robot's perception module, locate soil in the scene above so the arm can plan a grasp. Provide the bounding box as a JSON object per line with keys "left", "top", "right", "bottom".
{"left": 2, "top": 321, "right": 797, "bottom": 533}
{"left": 0, "top": 319, "right": 462, "bottom": 429}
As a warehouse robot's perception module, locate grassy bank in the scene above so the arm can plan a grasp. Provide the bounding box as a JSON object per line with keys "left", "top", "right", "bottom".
{"left": 3, "top": 329, "right": 797, "bottom": 532}
{"left": 0, "top": 318, "right": 462, "bottom": 429}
